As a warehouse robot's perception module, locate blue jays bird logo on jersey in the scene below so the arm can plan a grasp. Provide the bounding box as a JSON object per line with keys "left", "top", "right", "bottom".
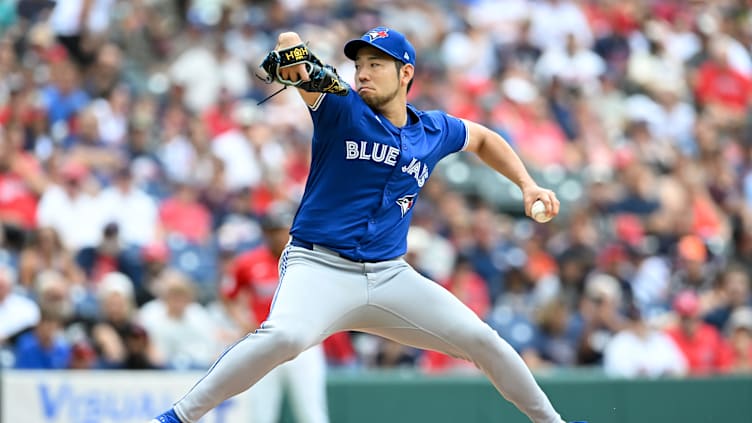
{"left": 367, "top": 28, "right": 390, "bottom": 42}
{"left": 396, "top": 193, "right": 416, "bottom": 218}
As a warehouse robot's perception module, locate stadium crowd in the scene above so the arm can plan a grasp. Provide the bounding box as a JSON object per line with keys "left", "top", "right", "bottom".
{"left": 0, "top": 0, "right": 751, "bottom": 378}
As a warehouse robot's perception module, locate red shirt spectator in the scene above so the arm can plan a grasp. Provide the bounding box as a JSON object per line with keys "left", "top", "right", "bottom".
{"left": 223, "top": 247, "right": 278, "bottom": 324}
{"left": 694, "top": 60, "right": 751, "bottom": 113}
{"left": 158, "top": 184, "right": 211, "bottom": 244}
{"left": 202, "top": 94, "right": 236, "bottom": 139}
{"left": 665, "top": 291, "right": 734, "bottom": 375}
{"left": 0, "top": 127, "right": 46, "bottom": 229}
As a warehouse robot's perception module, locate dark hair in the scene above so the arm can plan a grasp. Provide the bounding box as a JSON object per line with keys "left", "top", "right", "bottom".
{"left": 395, "top": 61, "right": 414, "bottom": 93}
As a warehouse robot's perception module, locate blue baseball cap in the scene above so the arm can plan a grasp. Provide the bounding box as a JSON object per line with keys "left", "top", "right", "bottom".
{"left": 344, "top": 27, "right": 416, "bottom": 66}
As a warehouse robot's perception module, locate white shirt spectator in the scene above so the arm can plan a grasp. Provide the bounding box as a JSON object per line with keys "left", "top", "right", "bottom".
{"left": 139, "top": 298, "right": 221, "bottom": 369}
{"left": 440, "top": 29, "right": 498, "bottom": 79}
{"left": 464, "top": 0, "right": 528, "bottom": 43}
{"left": 604, "top": 328, "right": 687, "bottom": 378}
{"left": 98, "top": 179, "right": 159, "bottom": 247}
{"left": 224, "top": 24, "right": 272, "bottom": 65}
{"left": 216, "top": 50, "right": 250, "bottom": 98}
{"left": 534, "top": 45, "right": 606, "bottom": 93}
{"left": 529, "top": 0, "right": 592, "bottom": 50}
{"left": 0, "top": 265, "right": 40, "bottom": 343}
{"left": 50, "top": 0, "right": 115, "bottom": 36}
{"left": 630, "top": 255, "right": 671, "bottom": 316}
{"left": 90, "top": 89, "right": 129, "bottom": 147}
{"left": 169, "top": 45, "right": 221, "bottom": 113}
{"left": 158, "top": 134, "right": 196, "bottom": 184}
{"left": 37, "top": 185, "right": 108, "bottom": 250}
{"left": 211, "top": 129, "right": 262, "bottom": 191}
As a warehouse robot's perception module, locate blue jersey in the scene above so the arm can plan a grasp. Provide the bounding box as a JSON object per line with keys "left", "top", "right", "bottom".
{"left": 290, "top": 90, "right": 468, "bottom": 261}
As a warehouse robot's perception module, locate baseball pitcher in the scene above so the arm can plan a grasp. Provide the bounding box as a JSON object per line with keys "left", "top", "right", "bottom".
{"left": 152, "top": 26, "right": 578, "bottom": 423}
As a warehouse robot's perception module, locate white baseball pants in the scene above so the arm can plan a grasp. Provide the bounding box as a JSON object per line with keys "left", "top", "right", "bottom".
{"left": 174, "top": 244, "right": 564, "bottom": 423}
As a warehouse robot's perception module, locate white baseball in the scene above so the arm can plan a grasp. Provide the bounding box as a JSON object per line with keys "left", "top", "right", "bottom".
{"left": 531, "top": 200, "right": 552, "bottom": 223}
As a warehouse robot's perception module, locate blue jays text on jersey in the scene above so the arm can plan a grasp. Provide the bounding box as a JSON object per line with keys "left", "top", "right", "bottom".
{"left": 290, "top": 90, "right": 468, "bottom": 261}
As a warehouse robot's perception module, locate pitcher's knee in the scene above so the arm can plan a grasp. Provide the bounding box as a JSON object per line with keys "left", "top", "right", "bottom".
{"left": 464, "top": 325, "right": 505, "bottom": 355}
{"left": 267, "top": 328, "right": 311, "bottom": 360}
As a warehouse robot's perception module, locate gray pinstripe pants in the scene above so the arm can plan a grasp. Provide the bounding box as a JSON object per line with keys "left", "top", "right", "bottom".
{"left": 174, "top": 244, "right": 564, "bottom": 423}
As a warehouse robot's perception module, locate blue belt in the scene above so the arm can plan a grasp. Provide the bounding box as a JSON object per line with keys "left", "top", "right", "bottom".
{"left": 290, "top": 237, "right": 388, "bottom": 263}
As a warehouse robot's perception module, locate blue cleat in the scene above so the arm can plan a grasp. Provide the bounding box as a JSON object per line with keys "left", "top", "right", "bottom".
{"left": 150, "top": 408, "right": 182, "bottom": 423}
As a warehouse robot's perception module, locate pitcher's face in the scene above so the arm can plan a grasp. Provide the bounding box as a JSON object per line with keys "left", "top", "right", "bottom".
{"left": 354, "top": 46, "right": 402, "bottom": 109}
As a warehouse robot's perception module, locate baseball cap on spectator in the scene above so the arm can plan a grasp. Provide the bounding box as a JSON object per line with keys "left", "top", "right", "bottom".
{"left": 344, "top": 27, "right": 416, "bottom": 66}
{"left": 726, "top": 307, "right": 752, "bottom": 334}
{"left": 585, "top": 273, "right": 622, "bottom": 304}
{"left": 673, "top": 290, "right": 700, "bottom": 318}
{"left": 98, "top": 272, "right": 134, "bottom": 300}
{"left": 142, "top": 241, "right": 170, "bottom": 263}
{"left": 677, "top": 235, "right": 707, "bottom": 262}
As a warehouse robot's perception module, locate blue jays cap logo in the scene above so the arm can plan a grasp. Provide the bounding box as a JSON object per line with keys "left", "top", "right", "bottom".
{"left": 344, "top": 26, "right": 416, "bottom": 66}
{"left": 396, "top": 193, "right": 417, "bottom": 218}
{"left": 367, "top": 28, "right": 390, "bottom": 42}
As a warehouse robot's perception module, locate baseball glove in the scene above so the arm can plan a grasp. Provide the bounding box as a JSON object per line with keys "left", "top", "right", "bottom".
{"left": 259, "top": 43, "right": 349, "bottom": 96}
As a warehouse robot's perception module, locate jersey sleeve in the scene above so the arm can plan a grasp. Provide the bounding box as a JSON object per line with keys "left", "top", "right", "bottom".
{"left": 307, "top": 89, "right": 357, "bottom": 132}
{"left": 436, "top": 112, "right": 469, "bottom": 157}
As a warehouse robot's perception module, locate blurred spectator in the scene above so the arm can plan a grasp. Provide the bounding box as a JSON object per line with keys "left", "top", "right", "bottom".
{"left": 210, "top": 101, "right": 265, "bottom": 191}
{"left": 139, "top": 269, "right": 221, "bottom": 369}
{"left": 167, "top": 24, "right": 223, "bottom": 112}
{"left": 50, "top": 0, "right": 114, "bottom": 66}
{"left": 693, "top": 36, "right": 751, "bottom": 126}
{"left": 75, "top": 222, "right": 142, "bottom": 286}
{"left": 534, "top": 33, "right": 606, "bottom": 94}
{"left": 39, "top": 60, "right": 90, "bottom": 125}
{"left": 0, "top": 263, "right": 40, "bottom": 346}
{"left": 89, "top": 271, "right": 160, "bottom": 369}
{"left": 577, "top": 273, "right": 626, "bottom": 365}
{"left": 33, "top": 270, "right": 76, "bottom": 323}
{"left": 97, "top": 164, "right": 160, "bottom": 247}
{"left": 158, "top": 182, "right": 212, "bottom": 244}
{"left": 669, "top": 234, "right": 715, "bottom": 297}
{"left": 627, "top": 23, "right": 686, "bottom": 97}
{"left": 665, "top": 290, "right": 734, "bottom": 375}
{"left": 704, "top": 266, "right": 751, "bottom": 331}
{"left": 0, "top": 124, "right": 48, "bottom": 229}
{"left": 461, "top": 205, "right": 511, "bottom": 301}
{"left": 523, "top": 299, "right": 582, "bottom": 369}
{"left": 529, "top": 0, "right": 592, "bottom": 51}
{"left": 442, "top": 255, "right": 490, "bottom": 319}
{"left": 36, "top": 160, "right": 108, "bottom": 251}
{"left": 84, "top": 43, "right": 124, "bottom": 99}
{"left": 136, "top": 241, "right": 170, "bottom": 306}
{"left": 405, "top": 225, "right": 455, "bottom": 282}
{"left": 13, "top": 308, "right": 71, "bottom": 369}
{"left": 18, "top": 226, "right": 85, "bottom": 289}
{"left": 603, "top": 304, "right": 687, "bottom": 378}
{"left": 90, "top": 84, "right": 130, "bottom": 147}
{"left": 725, "top": 307, "right": 752, "bottom": 373}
